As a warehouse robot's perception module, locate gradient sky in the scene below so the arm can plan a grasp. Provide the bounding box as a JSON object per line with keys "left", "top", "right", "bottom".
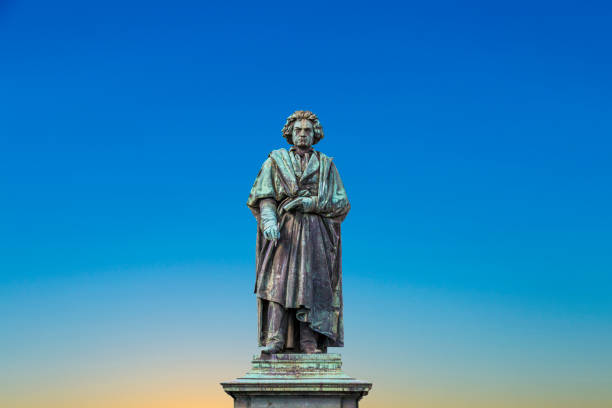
{"left": 1, "top": 1, "right": 611, "bottom": 407}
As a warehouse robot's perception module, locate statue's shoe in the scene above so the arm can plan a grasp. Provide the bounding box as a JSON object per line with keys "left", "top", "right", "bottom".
{"left": 261, "top": 342, "right": 283, "bottom": 354}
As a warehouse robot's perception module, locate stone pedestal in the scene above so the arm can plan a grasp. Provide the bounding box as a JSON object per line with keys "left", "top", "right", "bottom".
{"left": 221, "top": 353, "right": 372, "bottom": 408}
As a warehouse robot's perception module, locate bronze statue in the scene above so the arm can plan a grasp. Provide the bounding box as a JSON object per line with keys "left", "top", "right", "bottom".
{"left": 247, "top": 111, "right": 350, "bottom": 354}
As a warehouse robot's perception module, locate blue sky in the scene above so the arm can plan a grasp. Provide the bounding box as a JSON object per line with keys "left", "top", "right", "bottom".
{"left": 1, "top": 1, "right": 611, "bottom": 407}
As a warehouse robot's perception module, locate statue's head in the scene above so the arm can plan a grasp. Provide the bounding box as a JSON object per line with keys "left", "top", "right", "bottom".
{"left": 282, "top": 110, "right": 324, "bottom": 148}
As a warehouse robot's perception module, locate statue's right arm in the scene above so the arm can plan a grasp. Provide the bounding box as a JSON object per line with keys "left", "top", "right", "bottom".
{"left": 259, "top": 199, "right": 280, "bottom": 240}
{"left": 247, "top": 157, "right": 276, "bottom": 210}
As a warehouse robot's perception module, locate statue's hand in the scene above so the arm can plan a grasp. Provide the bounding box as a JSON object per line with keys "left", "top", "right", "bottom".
{"left": 282, "top": 197, "right": 315, "bottom": 213}
{"left": 263, "top": 224, "right": 280, "bottom": 240}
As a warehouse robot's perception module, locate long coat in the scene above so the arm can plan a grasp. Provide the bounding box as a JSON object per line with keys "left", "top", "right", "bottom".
{"left": 247, "top": 148, "right": 350, "bottom": 347}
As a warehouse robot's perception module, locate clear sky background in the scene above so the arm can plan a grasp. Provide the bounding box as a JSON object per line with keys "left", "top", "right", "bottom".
{"left": 1, "top": 1, "right": 611, "bottom": 407}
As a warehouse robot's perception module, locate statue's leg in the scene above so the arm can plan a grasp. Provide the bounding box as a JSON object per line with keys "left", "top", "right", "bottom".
{"left": 299, "top": 322, "right": 322, "bottom": 354}
{"left": 262, "top": 301, "right": 287, "bottom": 354}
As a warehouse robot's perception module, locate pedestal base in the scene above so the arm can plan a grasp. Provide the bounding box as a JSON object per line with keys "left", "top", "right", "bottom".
{"left": 221, "top": 353, "right": 372, "bottom": 408}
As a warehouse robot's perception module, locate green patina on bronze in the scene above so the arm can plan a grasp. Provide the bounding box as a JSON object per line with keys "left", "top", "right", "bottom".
{"left": 221, "top": 354, "right": 371, "bottom": 407}
{"left": 247, "top": 110, "right": 350, "bottom": 353}
{"left": 222, "top": 111, "right": 371, "bottom": 408}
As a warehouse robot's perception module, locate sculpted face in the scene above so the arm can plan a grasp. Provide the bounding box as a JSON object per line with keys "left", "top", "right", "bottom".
{"left": 292, "top": 119, "right": 314, "bottom": 148}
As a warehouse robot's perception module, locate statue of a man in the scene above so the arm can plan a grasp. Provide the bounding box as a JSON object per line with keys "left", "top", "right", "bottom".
{"left": 247, "top": 110, "right": 350, "bottom": 354}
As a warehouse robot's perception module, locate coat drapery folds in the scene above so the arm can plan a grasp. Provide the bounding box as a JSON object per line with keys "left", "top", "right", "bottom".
{"left": 247, "top": 148, "right": 350, "bottom": 347}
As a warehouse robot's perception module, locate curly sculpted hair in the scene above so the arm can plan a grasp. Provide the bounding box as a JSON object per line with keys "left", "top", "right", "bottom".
{"left": 281, "top": 110, "right": 324, "bottom": 145}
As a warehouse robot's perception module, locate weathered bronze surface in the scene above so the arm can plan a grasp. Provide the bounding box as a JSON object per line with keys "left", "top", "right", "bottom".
{"left": 221, "top": 354, "right": 371, "bottom": 408}
{"left": 247, "top": 111, "right": 350, "bottom": 354}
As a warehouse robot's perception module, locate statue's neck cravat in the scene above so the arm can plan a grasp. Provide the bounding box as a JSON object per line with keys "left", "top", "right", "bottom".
{"left": 289, "top": 146, "right": 314, "bottom": 176}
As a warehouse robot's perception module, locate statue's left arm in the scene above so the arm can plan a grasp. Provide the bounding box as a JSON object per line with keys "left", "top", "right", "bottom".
{"left": 316, "top": 162, "right": 350, "bottom": 221}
